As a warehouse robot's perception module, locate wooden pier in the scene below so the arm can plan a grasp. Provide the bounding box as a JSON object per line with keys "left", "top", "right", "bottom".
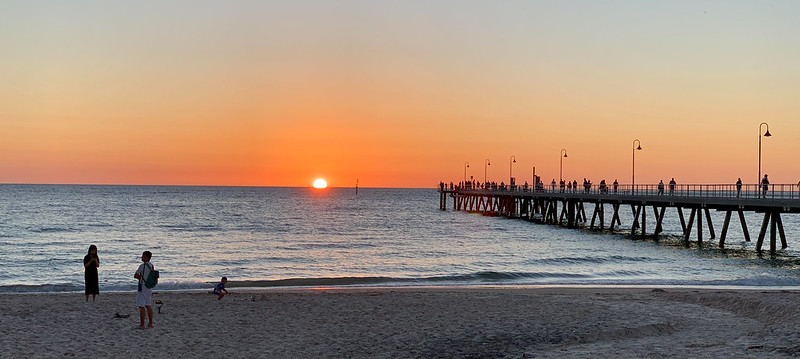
{"left": 438, "top": 183, "right": 800, "bottom": 253}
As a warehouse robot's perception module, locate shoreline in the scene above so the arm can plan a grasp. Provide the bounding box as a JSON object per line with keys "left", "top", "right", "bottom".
{"left": 3, "top": 286, "right": 800, "bottom": 357}
{"left": 5, "top": 282, "right": 800, "bottom": 295}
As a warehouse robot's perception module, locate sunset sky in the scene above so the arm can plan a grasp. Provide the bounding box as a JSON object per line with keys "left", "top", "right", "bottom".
{"left": 2, "top": 1, "right": 800, "bottom": 188}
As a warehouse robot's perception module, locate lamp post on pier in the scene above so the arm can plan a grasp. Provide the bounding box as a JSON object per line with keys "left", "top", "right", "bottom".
{"left": 758, "top": 122, "right": 771, "bottom": 190}
{"left": 484, "top": 159, "right": 491, "bottom": 185}
{"left": 632, "top": 139, "right": 642, "bottom": 194}
{"left": 509, "top": 155, "right": 516, "bottom": 185}
{"left": 559, "top": 149, "right": 568, "bottom": 182}
{"left": 464, "top": 162, "right": 470, "bottom": 186}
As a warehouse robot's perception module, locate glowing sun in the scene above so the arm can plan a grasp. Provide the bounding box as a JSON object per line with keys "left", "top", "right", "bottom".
{"left": 312, "top": 179, "right": 328, "bottom": 189}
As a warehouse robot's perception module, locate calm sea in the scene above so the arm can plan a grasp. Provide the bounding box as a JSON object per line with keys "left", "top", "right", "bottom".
{"left": 2, "top": 184, "right": 800, "bottom": 293}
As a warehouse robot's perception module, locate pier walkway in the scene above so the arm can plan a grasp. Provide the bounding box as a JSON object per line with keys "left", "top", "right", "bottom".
{"left": 438, "top": 183, "right": 800, "bottom": 253}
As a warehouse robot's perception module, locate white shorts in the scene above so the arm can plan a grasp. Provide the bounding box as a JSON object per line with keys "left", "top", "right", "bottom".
{"left": 136, "top": 288, "right": 152, "bottom": 307}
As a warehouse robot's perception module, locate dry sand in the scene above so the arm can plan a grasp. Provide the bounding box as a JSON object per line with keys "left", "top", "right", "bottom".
{"left": 2, "top": 287, "right": 800, "bottom": 358}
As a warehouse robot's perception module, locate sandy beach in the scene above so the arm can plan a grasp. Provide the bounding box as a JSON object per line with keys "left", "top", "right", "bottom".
{"left": 2, "top": 287, "right": 800, "bottom": 358}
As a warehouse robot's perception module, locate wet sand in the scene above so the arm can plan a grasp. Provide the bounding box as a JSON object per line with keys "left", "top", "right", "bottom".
{"left": 2, "top": 287, "right": 800, "bottom": 358}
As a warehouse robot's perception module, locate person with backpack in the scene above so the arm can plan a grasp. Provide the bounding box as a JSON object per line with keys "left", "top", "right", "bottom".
{"left": 134, "top": 250, "right": 157, "bottom": 329}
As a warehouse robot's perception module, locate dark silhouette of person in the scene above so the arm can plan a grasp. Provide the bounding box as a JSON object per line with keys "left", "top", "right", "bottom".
{"left": 669, "top": 178, "right": 676, "bottom": 195}
{"left": 736, "top": 178, "right": 742, "bottom": 197}
{"left": 84, "top": 245, "right": 100, "bottom": 302}
{"left": 658, "top": 180, "right": 664, "bottom": 195}
{"left": 761, "top": 174, "right": 769, "bottom": 197}
{"left": 613, "top": 179, "right": 618, "bottom": 194}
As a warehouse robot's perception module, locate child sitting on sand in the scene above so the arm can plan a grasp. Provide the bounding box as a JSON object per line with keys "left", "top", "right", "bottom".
{"left": 213, "top": 277, "right": 229, "bottom": 300}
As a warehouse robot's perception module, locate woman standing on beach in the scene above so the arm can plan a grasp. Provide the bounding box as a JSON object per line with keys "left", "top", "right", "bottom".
{"left": 83, "top": 245, "right": 100, "bottom": 302}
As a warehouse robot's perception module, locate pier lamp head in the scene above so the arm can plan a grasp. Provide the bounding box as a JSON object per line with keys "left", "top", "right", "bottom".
{"left": 636, "top": 144, "right": 642, "bottom": 150}
{"left": 764, "top": 130, "right": 772, "bottom": 137}
{"left": 563, "top": 153, "right": 568, "bottom": 158}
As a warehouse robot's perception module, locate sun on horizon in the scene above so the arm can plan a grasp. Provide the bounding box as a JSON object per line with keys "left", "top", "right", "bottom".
{"left": 312, "top": 179, "right": 328, "bottom": 189}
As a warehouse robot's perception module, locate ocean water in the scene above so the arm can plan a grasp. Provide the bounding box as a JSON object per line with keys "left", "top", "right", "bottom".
{"left": 2, "top": 184, "right": 800, "bottom": 293}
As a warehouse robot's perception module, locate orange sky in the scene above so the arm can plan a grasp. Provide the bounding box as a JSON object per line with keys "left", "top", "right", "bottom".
{"left": 2, "top": 2, "right": 800, "bottom": 187}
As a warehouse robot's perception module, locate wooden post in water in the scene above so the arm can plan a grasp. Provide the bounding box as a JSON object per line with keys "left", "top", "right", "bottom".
{"left": 756, "top": 212, "right": 771, "bottom": 252}
{"left": 739, "top": 210, "right": 751, "bottom": 242}
{"left": 719, "top": 210, "right": 732, "bottom": 247}
{"left": 704, "top": 208, "right": 716, "bottom": 239}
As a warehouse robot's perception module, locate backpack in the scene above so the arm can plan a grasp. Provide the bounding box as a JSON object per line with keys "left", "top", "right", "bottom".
{"left": 142, "top": 262, "right": 159, "bottom": 289}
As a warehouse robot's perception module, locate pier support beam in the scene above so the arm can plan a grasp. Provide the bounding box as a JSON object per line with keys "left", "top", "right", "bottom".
{"left": 720, "top": 210, "right": 732, "bottom": 248}
{"left": 684, "top": 208, "right": 696, "bottom": 241}
{"left": 677, "top": 207, "right": 687, "bottom": 234}
{"left": 631, "top": 205, "right": 642, "bottom": 235}
{"left": 756, "top": 212, "right": 771, "bottom": 252}
{"left": 610, "top": 203, "right": 621, "bottom": 231}
{"left": 697, "top": 206, "right": 703, "bottom": 244}
{"left": 590, "top": 202, "right": 605, "bottom": 230}
{"left": 704, "top": 208, "right": 716, "bottom": 239}
{"left": 654, "top": 206, "right": 666, "bottom": 235}
{"left": 776, "top": 213, "right": 788, "bottom": 249}
{"left": 739, "top": 210, "right": 751, "bottom": 242}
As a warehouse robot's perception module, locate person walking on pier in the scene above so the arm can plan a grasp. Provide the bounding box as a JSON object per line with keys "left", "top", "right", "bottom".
{"left": 736, "top": 178, "right": 742, "bottom": 198}
{"left": 613, "top": 179, "right": 618, "bottom": 194}
{"left": 669, "top": 178, "right": 676, "bottom": 195}
{"left": 761, "top": 174, "right": 770, "bottom": 197}
{"left": 658, "top": 180, "right": 665, "bottom": 195}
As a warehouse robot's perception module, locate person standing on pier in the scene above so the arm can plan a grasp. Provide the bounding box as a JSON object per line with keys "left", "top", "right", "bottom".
{"left": 613, "top": 179, "right": 618, "bottom": 194}
{"left": 658, "top": 180, "right": 665, "bottom": 195}
{"left": 573, "top": 180, "right": 578, "bottom": 193}
{"left": 669, "top": 178, "right": 676, "bottom": 195}
{"left": 552, "top": 179, "right": 556, "bottom": 192}
{"left": 761, "top": 174, "right": 770, "bottom": 197}
{"left": 736, "top": 178, "right": 742, "bottom": 197}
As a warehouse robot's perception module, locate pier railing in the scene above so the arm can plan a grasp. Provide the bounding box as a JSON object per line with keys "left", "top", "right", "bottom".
{"left": 450, "top": 183, "right": 800, "bottom": 200}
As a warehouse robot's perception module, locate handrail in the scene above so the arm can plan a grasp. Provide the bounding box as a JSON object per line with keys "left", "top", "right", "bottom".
{"left": 443, "top": 182, "right": 800, "bottom": 201}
